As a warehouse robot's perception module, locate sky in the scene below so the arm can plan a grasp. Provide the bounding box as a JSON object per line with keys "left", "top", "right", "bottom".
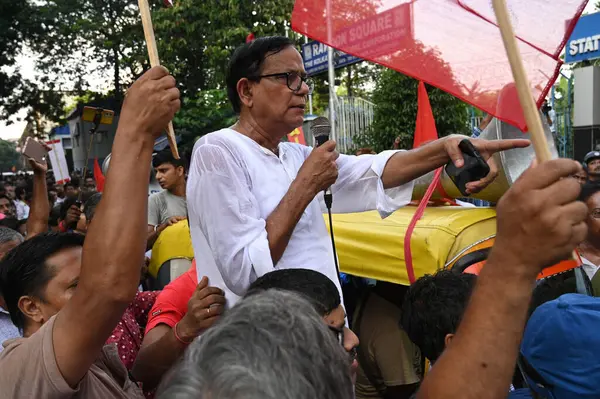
{"left": 1, "top": 1, "right": 598, "bottom": 141}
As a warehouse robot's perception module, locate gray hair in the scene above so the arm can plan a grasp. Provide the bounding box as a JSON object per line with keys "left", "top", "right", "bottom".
{"left": 157, "top": 290, "right": 354, "bottom": 399}
{"left": 0, "top": 227, "right": 24, "bottom": 245}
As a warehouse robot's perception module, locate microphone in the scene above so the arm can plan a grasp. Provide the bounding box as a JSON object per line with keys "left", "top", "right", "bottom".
{"left": 309, "top": 116, "right": 333, "bottom": 208}
{"left": 311, "top": 116, "right": 331, "bottom": 148}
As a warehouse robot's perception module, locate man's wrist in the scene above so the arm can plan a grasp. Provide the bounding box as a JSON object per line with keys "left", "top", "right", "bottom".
{"left": 176, "top": 316, "right": 199, "bottom": 342}
{"left": 482, "top": 246, "right": 540, "bottom": 283}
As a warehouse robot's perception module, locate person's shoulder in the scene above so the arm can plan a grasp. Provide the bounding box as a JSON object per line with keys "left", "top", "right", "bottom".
{"left": 195, "top": 128, "right": 239, "bottom": 148}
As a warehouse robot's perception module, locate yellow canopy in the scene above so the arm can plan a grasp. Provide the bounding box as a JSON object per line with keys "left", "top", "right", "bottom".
{"left": 326, "top": 207, "right": 497, "bottom": 285}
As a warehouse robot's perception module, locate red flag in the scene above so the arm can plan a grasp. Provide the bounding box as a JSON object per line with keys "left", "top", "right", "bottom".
{"left": 93, "top": 157, "right": 105, "bottom": 193}
{"left": 287, "top": 127, "right": 307, "bottom": 145}
{"left": 291, "top": 0, "right": 587, "bottom": 131}
{"left": 246, "top": 32, "right": 255, "bottom": 43}
{"left": 413, "top": 82, "right": 438, "bottom": 148}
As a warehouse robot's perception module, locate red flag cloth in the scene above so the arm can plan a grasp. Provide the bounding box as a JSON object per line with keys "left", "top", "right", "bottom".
{"left": 291, "top": 0, "right": 588, "bottom": 131}
{"left": 287, "top": 126, "right": 307, "bottom": 145}
{"left": 246, "top": 32, "right": 255, "bottom": 43}
{"left": 413, "top": 81, "right": 438, "bottom": 148}
{"left": 93, "top": 157, "right": 105, "bottom": 193}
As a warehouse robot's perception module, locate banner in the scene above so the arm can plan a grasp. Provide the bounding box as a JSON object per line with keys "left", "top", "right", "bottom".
{"left": 46, "top": 139, "right": 70, "bottom": 185}
{"left": 291, "top": 0, "right": 588, "bottom": 131}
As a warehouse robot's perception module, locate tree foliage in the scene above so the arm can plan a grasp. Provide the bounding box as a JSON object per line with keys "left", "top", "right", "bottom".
{"left": 357, "top": 68, "right": 468, "bottom": 152}
{"left": 0, "top": 140, "right": 20, "bottom": 172}
{"left": 173, "top": 89, "right": 237, "bottom": 152}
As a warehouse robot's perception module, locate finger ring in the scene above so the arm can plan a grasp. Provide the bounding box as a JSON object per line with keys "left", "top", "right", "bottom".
{"left": 206, "top": 307, "right": 210, "bottom": 315}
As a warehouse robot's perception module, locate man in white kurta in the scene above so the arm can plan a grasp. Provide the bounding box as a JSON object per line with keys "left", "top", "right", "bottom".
{"left": 187, "top": 128, "right": 413, "bottom": 307}
{"left": 187, "top": 37, "right": 528, "bottom": 309}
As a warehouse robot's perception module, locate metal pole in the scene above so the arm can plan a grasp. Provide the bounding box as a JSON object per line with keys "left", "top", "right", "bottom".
{"left": 305, "top": 35, "right": 314, "bottom": 115}
{"left": 326, "top": 0, "right": 336, "bottom": 142}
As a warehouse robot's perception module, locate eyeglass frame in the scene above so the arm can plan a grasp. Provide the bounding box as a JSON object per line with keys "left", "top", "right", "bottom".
{"left": 250, "top": 72, "right": 314, "bottom": 94}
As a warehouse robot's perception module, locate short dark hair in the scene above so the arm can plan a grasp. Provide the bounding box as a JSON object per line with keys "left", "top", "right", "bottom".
{"left": 245, "top": 269, "right": 340, "bottom": 316}
{"left": 84, "top": 193, "right": 102, "bottom": 223}
{"left": 64, "top": 181, "right": 76, "bottom": 189}
{"left": 226, "top": 36, "right": 295, "bottom": 114}
{"left": 0, "top": 232, "right": 85, "bottom": 330}
{"left": 152, "top": 149, "right": 186, "bottom": 170}
{"left": 0, "top": 218, "right": 20, "bottom": 232}
{"left": 15, "top": 186, "right": 26, "bottom": 200}
{"left": 401, "top": 271, "right": 476, "bottom": 363}
{"left": 578, "top": 181, "right": 600, "bottom": 203}
{"left": 0, "top": 194, "right": 11, "bottom": 202}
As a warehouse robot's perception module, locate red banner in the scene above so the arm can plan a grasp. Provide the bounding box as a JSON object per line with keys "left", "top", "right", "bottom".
{"left": 291, "top": 0, "right": 588, "bottom": 131}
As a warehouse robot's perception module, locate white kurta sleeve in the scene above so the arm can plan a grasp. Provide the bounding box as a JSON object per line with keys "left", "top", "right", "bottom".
{"left": 187, "top": 143, "right": 274, "bottom": 296}
{"left": 315, "top": 149, "right": 415, "bottom": 218}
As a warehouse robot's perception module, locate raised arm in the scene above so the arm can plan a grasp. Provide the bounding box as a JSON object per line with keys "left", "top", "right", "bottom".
{"left": 417, "top": 159, "right": 587, "bottom": 399}
{"left": 26, "top": 158, "right": 50, "bottom": 239}
{"left": 51, "top": 66, "right": 180, "bottom": 387}
{"left": 381, "top": 135, "right": 529, "bottom": 194}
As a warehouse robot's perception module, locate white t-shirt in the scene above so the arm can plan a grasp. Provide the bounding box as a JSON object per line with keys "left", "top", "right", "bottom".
{"left": 187, "top": 128, "right": 415, "bottom": 307}
{"left": 580, "top": 255, "right": 599, "bottom": 280}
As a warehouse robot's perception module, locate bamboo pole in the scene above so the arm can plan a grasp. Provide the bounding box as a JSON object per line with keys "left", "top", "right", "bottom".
{"left": 491, "top": 0, "right": 552, "bottom": 162}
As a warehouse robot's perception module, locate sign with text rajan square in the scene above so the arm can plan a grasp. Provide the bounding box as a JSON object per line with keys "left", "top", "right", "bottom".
{"left": 565, "top": 12, "right": 600, "bottom": 64}
{"left": 291, "top": 0, "right": 588, "bottom": 131}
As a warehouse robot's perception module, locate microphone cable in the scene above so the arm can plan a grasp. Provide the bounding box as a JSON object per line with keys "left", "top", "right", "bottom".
{"left": 324, "top": 189, "right": 342, "bottom": 287}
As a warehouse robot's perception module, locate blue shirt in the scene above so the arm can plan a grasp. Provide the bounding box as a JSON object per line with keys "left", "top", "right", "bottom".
{"left": 0, "top": 308, "right": 19, "bottom": 352}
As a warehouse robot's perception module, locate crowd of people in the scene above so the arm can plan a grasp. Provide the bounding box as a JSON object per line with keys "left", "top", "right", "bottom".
{"left": 0, "top": 35, "right": 599, "bottom": 399}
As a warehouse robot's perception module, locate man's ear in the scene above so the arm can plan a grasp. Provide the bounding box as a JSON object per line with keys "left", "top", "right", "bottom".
{"left": 237, "top": 78, "right": 254, "bottom": 109}
{"left": 176, "top": 166, "right": 185, "bottom": 177}
{"left": 444, "top": 333, "right": 454, "bottom": 348}
{"left": 18, "top": 295, "right": 45, "bottom": 325}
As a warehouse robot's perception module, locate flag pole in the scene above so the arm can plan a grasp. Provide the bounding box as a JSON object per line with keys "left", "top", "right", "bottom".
{"left": 491, "top": 0, "right": 552, "bottom": 162}
{"left": 492, "top": 0, "right": 579, "bottom": 263}
{"left": 326, "top": 0, "right": 336, "bottom": 143}
{"left": 138, "top": 0, "right": 180, "bottom": 159}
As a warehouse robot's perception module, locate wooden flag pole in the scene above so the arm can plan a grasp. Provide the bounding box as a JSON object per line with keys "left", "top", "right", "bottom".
{"left": 493, "top": 0, "right": 580, "bottom": 263}
{"left": 491, "top": 0, "right": 552, "bottom": 162}
{"left": 138, "top": 0, "right": 180, "bottom": 159}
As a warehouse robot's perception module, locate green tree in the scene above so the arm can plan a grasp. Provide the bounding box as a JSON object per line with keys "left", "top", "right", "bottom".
{"left": 0, "top": 0, "right": 66, "bottom": 136}
{"left": 0, "top": 140, "right": 20, "bottom": 172}
{"left": 30, "top": 0, "right": 147, "bottom": 102}
{"left": 173, "top": 89, "right": 237, "bottom": 152}
{"left": 153, "top": 0, "right": 295, "bottom": 96}
{"left": 357, "top": 68, "right": 468, "bottom": 152}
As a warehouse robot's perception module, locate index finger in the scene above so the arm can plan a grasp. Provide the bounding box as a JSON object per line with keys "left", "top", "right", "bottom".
{"left": 519, "top": 158, "right": 582, "bottom": 191}
{"left": 479, "top": 139, "right": 531, "bottom": 153}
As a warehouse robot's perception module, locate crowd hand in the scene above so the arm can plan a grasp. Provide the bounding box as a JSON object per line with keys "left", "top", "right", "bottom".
{"left": 65, "top": 205, "right": 82, "bottom": 226}
{"left": 298, "top": 140, "right": 339, "bottom": 195}
{"left": 176, "top": 276, "right": 226, "bottom": 341}
{"left": 157, "top": 216, "right": 186, "bottom": 233}
{"left": 443, "top": 134, "right": 531, "bottom": 194}
{"left": 493, "top": 158, "right": 588, "bottom": 274}
{"left": 120, "top": 66, "right": 181, "bottom": 138}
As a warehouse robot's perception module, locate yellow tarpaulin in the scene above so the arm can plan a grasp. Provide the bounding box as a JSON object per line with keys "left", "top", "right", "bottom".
{"left": 325, "top": 207, "right": 497, "bottom": 285}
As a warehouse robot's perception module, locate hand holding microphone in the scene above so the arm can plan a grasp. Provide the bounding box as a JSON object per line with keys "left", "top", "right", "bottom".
{"left": 297, "top": 116, "right": 339, "bottom": 198}
{"left": 298, "top": 140, "right": 339, "bottom": 196}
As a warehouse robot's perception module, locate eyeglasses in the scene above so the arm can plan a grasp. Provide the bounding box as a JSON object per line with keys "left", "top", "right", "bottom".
{"left": 253, "top": 72, "right": 314, "bottom": 94}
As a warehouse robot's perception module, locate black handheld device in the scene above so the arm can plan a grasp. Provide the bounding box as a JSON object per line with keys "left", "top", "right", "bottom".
{"left": 445, "top": 139, "right": 490, "bottom": 196}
